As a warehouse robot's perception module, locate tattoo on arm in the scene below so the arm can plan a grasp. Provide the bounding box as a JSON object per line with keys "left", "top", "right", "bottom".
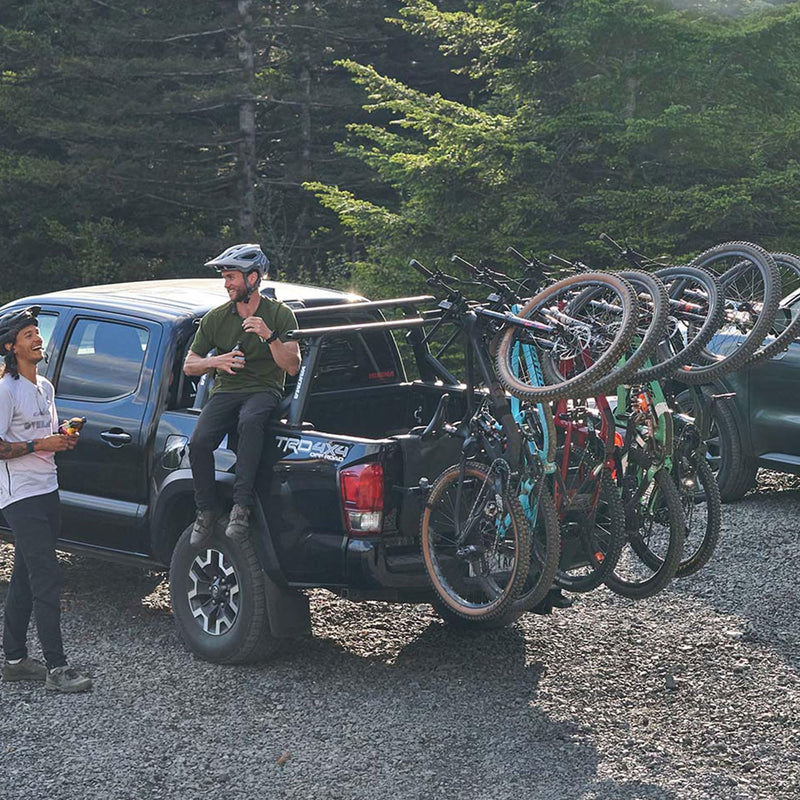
{"left": 0, "top": 437, "right": 31, "bottom": 460}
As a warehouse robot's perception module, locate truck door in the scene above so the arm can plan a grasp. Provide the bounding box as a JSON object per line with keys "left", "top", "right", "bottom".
{"left": 52, "top": 314, "right": 161, "bottom": 554}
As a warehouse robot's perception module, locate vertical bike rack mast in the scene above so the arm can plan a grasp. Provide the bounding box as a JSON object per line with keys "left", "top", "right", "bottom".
{"left": 283, "top": 305, "right": 432, "bottom": 428}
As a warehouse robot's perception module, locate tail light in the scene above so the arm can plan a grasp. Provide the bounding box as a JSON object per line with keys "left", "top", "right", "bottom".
{"left": 339, "top": 462, "right": 384, "bottom": 535}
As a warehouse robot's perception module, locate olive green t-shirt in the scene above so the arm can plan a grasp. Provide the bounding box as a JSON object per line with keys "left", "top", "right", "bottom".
{"left": 190, "top": 297, "right": 298, "bottom": 395}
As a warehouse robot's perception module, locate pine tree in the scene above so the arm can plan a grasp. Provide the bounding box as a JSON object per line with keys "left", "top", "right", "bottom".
{"left": 307, "top": 0, "right": 800, "bottom": 298}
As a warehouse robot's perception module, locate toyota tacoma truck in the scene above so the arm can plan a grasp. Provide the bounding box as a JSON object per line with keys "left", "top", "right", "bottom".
{"left": 0, "top": 278, "right": 473, "bottom": 664}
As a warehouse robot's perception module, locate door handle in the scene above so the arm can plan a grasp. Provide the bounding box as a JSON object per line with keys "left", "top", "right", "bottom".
{"left": 100, "top": 429, "right": 132, "bottom": 447}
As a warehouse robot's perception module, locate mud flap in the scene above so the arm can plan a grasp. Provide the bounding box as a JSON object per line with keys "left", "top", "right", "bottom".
{"left": 250, "top": 491, "right": 312, "bottom": 639}
{"left": 262, "top": 573, "right": 312, "bottom": 638}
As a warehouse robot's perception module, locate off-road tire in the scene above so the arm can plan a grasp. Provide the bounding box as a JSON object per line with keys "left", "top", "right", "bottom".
{"left": 170, "top": 519, "right": 280, "bottom": 664}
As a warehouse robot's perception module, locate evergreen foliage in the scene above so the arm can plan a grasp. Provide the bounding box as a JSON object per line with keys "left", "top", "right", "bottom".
{"left": 1, "top": 0, "right": 800, "bottom": 303}
{"left": 308, "top": 0, "right": 800, "bottom": 298}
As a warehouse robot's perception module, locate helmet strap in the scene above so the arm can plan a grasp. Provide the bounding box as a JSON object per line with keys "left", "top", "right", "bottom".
{"left": 244, "top": 270, "right": 260, "bottom": 299}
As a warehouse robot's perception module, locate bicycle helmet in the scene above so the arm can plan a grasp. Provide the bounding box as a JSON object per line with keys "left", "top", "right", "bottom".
{"left": 204, "top": 243, "right": 269, "bottom": 278}
{"left": 0, "top": 306, "right": 41, "bottom": 346}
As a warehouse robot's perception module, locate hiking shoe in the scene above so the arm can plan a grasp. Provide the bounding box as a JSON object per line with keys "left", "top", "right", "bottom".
{"left": 225, "top": 504, "right": 251, "bottom": 542}
{"left": 45, "top": 666, "right": 93, "bottom": 694}
{"left": 190, "top": 509, "right": 218, "bottom": 549}
{"left": 2, "top": 657, "right": 47, "bottom": 683}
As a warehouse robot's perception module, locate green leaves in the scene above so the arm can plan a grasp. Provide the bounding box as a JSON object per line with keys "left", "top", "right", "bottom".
{"left": 307, "top": 0, "right": 800, "bottom": 297}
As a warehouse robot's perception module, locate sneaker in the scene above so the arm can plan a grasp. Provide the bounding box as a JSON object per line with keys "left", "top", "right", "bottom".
{"left": 45, "top": 666, "right": 93, "bottom": 694}
{"left": 225, "top": 504, "right": 251, "bottom": 542}
{"left": 2, "top": 657, "right": 47, "bottom": 683}
{"left": 190, "top": 509, "right": 218, "bottom": 549}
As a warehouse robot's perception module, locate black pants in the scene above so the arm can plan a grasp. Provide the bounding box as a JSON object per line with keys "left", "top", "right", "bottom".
{"left": 189, "top": 390, "right": 279, "bottom": 510}
{"left": 2, "top": 491, "right": 67, "bottom": 669}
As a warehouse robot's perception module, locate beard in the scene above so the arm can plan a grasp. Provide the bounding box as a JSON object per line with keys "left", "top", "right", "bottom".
{"left": 228, "top": 284, "right": 249, "bottom": 303}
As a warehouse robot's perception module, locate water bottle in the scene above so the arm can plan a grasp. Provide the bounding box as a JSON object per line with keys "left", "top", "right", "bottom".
{"left": 232, "top": 340, "right": 245, "bottom": 366}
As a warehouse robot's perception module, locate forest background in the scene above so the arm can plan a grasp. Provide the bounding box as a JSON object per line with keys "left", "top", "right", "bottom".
{"left": 2, "top": 0, "right": 799, "bottom": 304}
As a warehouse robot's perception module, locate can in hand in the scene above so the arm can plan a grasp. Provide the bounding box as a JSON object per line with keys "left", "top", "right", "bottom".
{"left": 59, "top": 416, "right": 87, "bottom": 436}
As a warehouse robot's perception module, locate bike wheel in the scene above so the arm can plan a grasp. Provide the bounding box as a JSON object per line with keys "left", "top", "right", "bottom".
{"left": 745, "top": 252, "right": 800, "bottom": 364}
{"left": 674, "top": 241, "right": 780, "bottom": 384}
{"left": 512, "top": 483, "right": 561, "bottom": 613}
{"left": 632, "top": 451, "right": 721, "bottom": 578}
{"left": 420, "top": 460, "right": 531, "bottom": 622}
{"left": 569, "top": 270, "right": 669, "bottom": 392}
{"left": 554, "top": 471, "right": 625, "bottom": 593}
{"left": 673, "top": 452, "right": 722, "bottom": 577}
{"left": 634, "top": 266, "right": 725, "bottom": 383}
{"left": 605, "top": 467, "right": 685, "bottom": 599}
{"left": 495, "top": 273, "right": 639, "bottom": 401}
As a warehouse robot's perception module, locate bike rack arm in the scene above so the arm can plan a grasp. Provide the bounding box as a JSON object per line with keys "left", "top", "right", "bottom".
{"left": 284, "top": 317, "right": 427, "bottom": 341}
{"left": 291, "top": 295, "right": 435, "bottom": 317}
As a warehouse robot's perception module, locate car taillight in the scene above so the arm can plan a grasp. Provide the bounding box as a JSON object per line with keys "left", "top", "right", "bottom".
{"left": 339, "top": 463, "right": 384, "bottom": 535}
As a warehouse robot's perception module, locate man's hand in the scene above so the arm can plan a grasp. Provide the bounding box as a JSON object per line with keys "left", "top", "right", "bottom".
{"left": 242, "top": 316, "right": 271, "bottom": 340}
{"left": 214, "top": 349, "right": 246, "bottom": 375}
{"left": 38, "top": 434, "right": 78, "bottom": 452}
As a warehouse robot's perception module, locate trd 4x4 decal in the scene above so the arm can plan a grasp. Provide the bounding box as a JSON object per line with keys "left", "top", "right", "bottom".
{"left": 274, "top": 435, "right": 352, "bottom": 462}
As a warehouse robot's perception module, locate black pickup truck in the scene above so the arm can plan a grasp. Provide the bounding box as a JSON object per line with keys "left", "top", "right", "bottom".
{"left": 0, "top": 278, "right": 470, "bottom": 663}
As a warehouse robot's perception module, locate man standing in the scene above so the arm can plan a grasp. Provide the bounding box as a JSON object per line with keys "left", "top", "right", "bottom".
{"left": 0, "top": 306, "right": 92, "bottom": 693}
{"left": 184, "top": 244, "right": 301, "bottom": 547}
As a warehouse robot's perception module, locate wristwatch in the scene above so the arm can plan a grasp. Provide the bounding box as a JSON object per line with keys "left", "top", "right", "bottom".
{"left": 264, "top": 330, "right": 280, "bottom": 344}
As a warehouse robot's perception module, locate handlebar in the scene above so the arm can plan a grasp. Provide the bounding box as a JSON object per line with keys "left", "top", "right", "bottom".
{"left": 598, "top": 232, "right": 651, "bottom": 269}
{"left": 409, "top": 258, "right": 435, "bottom": 280}
{"left": 409, "top": 258, "right": 461, "bottom": 289}
{"left": 549, "top": 253, "right": 591, "bottom": 272}
{"left": 451, "top": 253, "right": 514, "bottom": 296}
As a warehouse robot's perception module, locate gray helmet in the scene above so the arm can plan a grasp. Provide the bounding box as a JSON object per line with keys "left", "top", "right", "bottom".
{"left": 0, "top": 306, "right": 41, "bottom": 346}
{"left": 205, "top": 243, "right": 269, "bottom": 278}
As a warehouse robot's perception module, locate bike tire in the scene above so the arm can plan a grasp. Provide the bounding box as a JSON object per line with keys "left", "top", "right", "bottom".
{"left": 495, "top": 273, "right": 639, "bottom": 401}
{"left": 674, "top": 241, "right": 780, "bottom": 384}
{"left": 554, "top": 471, "right": 625, "bottom": 593}
{"left": 511, "top": 484, "right": 561, "bottom": 613}
{"left": 570, "top": 270, "right": 669, "bottom": 392}
{"left": 744, "top": 252, "right": 800, "bottom": 364}
{"left": 634, "top": 266, "right": 725, "bottom": 383}
{"left": 674, "top": 453, "right": 722, "bottom": 577}
{"left": 605, "top": 467, "right": 685, "bottom": 600}
{"left": 633, "top": 452, "right": 721, "bottom": 578}
{"left": 420, "top": 460, "right": 531, "bottom": 622}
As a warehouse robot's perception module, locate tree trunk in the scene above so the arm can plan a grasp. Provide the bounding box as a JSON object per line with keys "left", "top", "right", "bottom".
{"left": 237, "top": 0, "right": 257, "bottom": 240}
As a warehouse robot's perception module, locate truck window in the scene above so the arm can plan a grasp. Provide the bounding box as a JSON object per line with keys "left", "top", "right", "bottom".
{"left": 56, "top": 319, "right": 149, "bottom": 400}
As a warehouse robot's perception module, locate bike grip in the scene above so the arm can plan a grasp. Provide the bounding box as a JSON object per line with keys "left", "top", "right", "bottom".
{"left": 506, "top": 246, "right": 528, "bottom": 264}
{"left": 409, "top": 258, "right": 434, "bottom": 278}
{"left": 450, "top": 253, "right": 477, "bottom": 273}
{"left": 598, "top": 232, "right": 623, "bottom": 251}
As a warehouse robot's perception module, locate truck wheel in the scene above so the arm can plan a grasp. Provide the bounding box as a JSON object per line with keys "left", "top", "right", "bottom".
{"left": 708, "top": 397, "right": 757, "bottom": 502}
{"left": 169, "top": 519, "right": 279, "bottom": 664}
{"left": 674, "top": 390, "right": 757, "bottom": 503}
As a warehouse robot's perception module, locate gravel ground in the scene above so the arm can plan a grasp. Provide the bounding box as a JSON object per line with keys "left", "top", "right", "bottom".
{"left": 1, "top": 471, "right": 799, "bottom": 800}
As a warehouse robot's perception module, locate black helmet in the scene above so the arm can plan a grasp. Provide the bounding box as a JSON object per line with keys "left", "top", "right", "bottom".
{"left": 205, "top": 243, "right": 269, "bottom": 278}
{"left": 0, "top": 306, "right": 41, "bottom": 347}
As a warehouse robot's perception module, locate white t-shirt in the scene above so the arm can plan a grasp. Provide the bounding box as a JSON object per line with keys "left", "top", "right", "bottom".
{"left": 0, "top": 372, "right": 58, "bottom": 508}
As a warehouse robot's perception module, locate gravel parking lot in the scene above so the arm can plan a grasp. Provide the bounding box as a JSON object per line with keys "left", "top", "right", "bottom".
{"left": 1, "top": 472, "right": 799, "bottom": 800}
